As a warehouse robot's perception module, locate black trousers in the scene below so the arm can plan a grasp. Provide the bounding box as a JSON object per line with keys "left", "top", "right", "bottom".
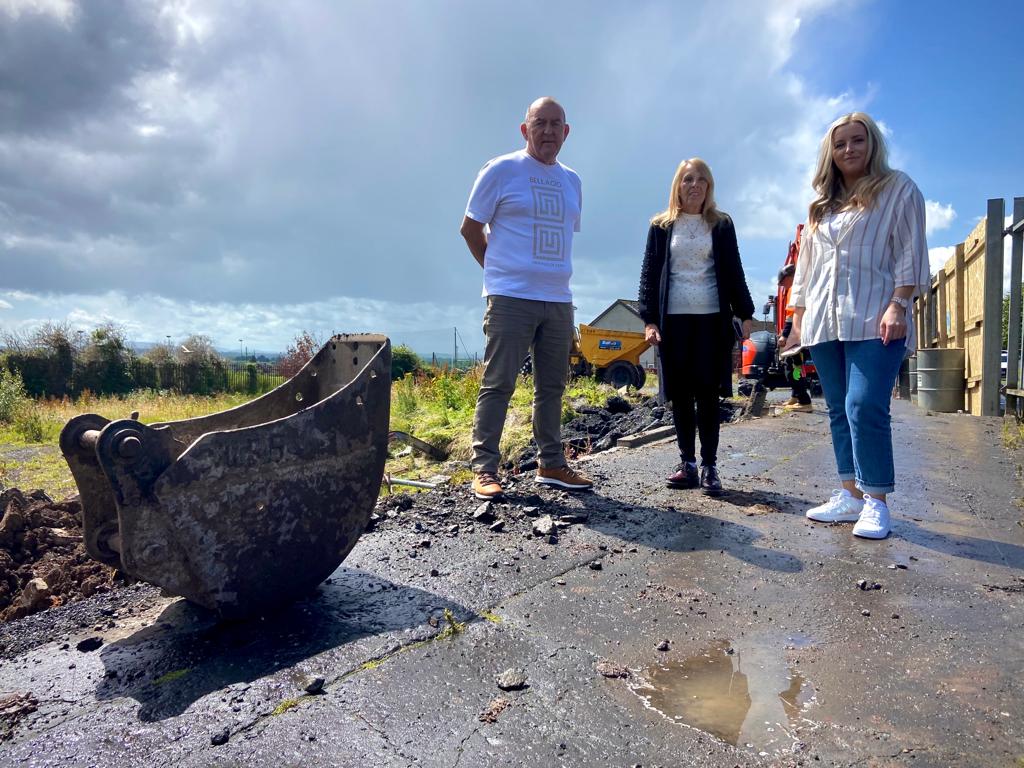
{"left": 787, "top": 357, "right": 812, "bottom": 404}
{"left": 660, "top": 313, "right": 722, "bottom": 466}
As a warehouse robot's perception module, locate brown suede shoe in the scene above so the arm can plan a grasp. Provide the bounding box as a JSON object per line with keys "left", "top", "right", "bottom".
{"left": 472, "top": 472, "right": 503, "bottom": 500}
{"left": 782, "top": 402, "right": 813, "bottom": 413}
{"left": 535, "top": 465, "right": 593, "bottom": 491}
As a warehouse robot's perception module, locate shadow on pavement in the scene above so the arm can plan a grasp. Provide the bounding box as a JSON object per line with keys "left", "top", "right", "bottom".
{"left": 714, "top": 487, "right": 811, "bottom": 515}
{"left": 95, "top": 567, "right": 472, "bottom": 722}
{"left": 504, "top": 489, "right": 804, "bottom": 574}
{"left": 896, "top": 519, "right": 1024, "bottom": 569}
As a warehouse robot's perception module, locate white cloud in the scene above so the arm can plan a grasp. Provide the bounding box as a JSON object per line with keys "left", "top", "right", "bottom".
{"left": 930, "top": 215, "right": 1019, "bottom": 293}
{"left": 925, "top": 200, "right": 956, "bottom": 237}
{"left": 0, "top": 0, "right": 74, "bottom": 23}
{"left": 733, "top": 80, "right": 857, "bottom": 239}
{"left": 928, "top": 245, "right": 955, "bottom": 277}
{"left": 0, "top": 0, "right": 898, "bottom": 352}
{"left": 0, "top": 290, "right": 489, "bottom": 356}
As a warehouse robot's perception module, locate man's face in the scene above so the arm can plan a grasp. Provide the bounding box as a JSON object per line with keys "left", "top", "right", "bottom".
{"left": 521, "top": 101, "right": 569, "bottom": 165}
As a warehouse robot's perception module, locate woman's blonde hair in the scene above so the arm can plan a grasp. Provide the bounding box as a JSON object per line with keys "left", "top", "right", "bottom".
{"left": 650, "top": 157, "right": 723, "bottom": 228}
{"left": 808, "top": 112, "right": 894, "bottom": 227}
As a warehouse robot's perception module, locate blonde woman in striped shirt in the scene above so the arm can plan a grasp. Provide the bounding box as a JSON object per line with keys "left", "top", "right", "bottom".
{"left": 785, "top": 112, "right": 929, "bottom": 539}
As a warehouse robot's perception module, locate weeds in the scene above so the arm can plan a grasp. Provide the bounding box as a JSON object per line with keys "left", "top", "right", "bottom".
{"left": 272, "top": 698, "right": 301, "bottom": 715}
{"left": 1004, "top": 419, "right": 1024, "bottom": 450}
{"left": 0, "top": 367, "right": 28, "bottom": 423}
{"left": 393, "top": 374, "right": 419, "bottom": 417}
{"left": 0, "top": 367, "right": 639, "bottom": 500}
{"left": 153, "top": 668, "right": 191, "bottom": 686}
{"left": 13, "top": 405, "right": 49, "bottom": 443}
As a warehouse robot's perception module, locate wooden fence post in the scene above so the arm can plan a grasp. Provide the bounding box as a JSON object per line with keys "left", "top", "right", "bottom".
{"left": 954, "top": 242, "right": 965, "bottom": 347}
{"left": 913, "top": 294, "right": 923, "bottom": 350}
{"left": 937, "top": 267, "right": 948, "bottom": 346}
{"left": 982, "top": 199, "right": 1005, "bottom": 416}
{"left": 1007, "top": 197, "right": 1024, "bottom": 395}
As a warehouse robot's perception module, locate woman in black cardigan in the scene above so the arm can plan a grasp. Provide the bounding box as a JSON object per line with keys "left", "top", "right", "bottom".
{"left": 637, "top": 158, "right": 754, "bottom": 494}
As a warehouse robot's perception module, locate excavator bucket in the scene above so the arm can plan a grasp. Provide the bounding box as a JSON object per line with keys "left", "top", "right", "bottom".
{"left": 59, "top": 334, "right": 391, "bottom": 619}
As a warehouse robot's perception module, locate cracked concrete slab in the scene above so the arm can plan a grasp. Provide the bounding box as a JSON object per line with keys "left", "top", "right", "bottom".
{"left": 1, "top": 401, "right": 1022, "bottom": 767}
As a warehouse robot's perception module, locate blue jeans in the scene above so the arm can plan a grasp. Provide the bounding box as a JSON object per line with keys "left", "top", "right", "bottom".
{"left": 809, "top": 339, "right": 905, "bottom": 495}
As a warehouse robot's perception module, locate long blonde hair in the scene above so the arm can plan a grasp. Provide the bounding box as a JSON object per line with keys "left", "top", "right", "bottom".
{"left": 808, "top": 112, "right": 894, "bottom": 227}
{"left": 650, "top": 157, "right": 723, "bottom": 228}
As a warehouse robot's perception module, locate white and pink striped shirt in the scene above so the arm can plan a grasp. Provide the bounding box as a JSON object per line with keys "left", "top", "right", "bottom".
{"left": 790, "top": 170, "right": 929, "bottom": 351}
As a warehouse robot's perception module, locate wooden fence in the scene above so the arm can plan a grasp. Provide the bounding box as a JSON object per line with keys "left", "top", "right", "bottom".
{"left": 913, "top": 197, "right": 1022, "bottom": 416}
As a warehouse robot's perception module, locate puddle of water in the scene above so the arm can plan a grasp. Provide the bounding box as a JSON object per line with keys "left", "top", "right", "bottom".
{"left": 631, "top": 638, "right": 816, "bottom": 754}
{"left": 784, "top": 632, "right": 815, "bottom": 650}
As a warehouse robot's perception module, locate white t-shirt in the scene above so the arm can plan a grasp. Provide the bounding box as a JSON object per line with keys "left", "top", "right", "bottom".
{"left": 464, "top": 149, "right": 582, "bottom": 303}
{"left": 667, "top": 215, "right": 718, "bottom": 314}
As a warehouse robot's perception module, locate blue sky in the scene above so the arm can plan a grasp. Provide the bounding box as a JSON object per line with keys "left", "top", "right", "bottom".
{"left": 0, "top": 0, "right": 1021, "bottom": 358}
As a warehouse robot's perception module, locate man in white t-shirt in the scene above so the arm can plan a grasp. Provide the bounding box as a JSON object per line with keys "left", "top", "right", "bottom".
{"left": 460, "top": 96, "right": 593, "bottom": 500}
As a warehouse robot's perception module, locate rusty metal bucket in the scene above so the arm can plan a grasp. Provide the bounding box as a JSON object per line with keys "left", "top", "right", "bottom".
{"left": 59, "top": 334, "right": 391, "bottom": 618}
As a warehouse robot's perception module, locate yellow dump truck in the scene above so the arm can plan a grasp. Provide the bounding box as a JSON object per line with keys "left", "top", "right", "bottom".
{"left": 571, "top": 324, "right": 651, "bottom": 389}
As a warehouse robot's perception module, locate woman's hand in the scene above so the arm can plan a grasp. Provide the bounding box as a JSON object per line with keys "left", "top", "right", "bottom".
{"left": 781, "top": 314, "right": 802, "bottom": 353}
{"left": 879, "top": 303, "right": 908, "bottom": 345}
{"left": 741, "top": 319, "right": 753, "bottom": 340}
{"left": 644, "top": 323, "right": 662, "bottom": 346}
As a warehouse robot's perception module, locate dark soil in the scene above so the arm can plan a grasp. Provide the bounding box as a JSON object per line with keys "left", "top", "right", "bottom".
{"left": 0, "top": 488, "right": 120, "bottom": 624}
{"left": 510, "top": 393, "right": 742, "bottom": 470}
{"left": 0, "top": 394, "right": 742, "bottom": 627}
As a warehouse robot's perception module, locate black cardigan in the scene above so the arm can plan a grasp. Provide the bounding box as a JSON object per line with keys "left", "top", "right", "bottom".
{"left": 637, "top": 214, "right": 755, "bottom": 396}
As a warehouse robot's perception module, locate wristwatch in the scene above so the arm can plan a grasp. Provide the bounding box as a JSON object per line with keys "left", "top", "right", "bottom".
{"left": 889, "top": 296, "right": 910, "bottom": 311}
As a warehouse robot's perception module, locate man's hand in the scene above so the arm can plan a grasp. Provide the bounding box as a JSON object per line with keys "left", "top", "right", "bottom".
{"left": 460, "top": 216, "right": 488, "bottom": 268}
{"left": 741, "top": 319, "right": 753, "bottom": 340}
{"left": 644, "top": 324, "right": 661, "bottom": 346}
{"left": 879, "top": 303, "right": 908, "bottom": 345}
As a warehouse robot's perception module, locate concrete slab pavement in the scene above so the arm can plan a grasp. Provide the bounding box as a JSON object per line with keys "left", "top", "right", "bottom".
{"left": 1, "top": 401, "right": 1022, "bottom": 767}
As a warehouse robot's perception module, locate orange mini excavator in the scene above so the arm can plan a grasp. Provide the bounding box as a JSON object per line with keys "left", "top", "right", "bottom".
{"left": 739, "top": 225, "right": 820, "bottom": 395}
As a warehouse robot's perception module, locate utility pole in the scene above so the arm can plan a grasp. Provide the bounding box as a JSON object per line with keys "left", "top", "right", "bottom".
{"left": 453, "top": 327, "right": 458, "bottom": 370}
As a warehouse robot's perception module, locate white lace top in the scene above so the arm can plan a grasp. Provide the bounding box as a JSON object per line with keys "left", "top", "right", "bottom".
{"left": 666, "top": 214, "right": 718, "bottom": 315}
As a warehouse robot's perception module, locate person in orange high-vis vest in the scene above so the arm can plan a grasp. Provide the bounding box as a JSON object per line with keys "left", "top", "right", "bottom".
{"left": 777, "top": 225, "right": 812, "bottom": 411}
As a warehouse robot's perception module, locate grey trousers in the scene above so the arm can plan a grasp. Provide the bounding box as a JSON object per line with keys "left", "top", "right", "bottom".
{"left": 471, "top": 295, "right": 573, "bottom": 474}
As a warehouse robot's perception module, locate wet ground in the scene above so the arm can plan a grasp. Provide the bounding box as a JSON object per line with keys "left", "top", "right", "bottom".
{"left": 0, "top": 400, "right": 1022, "bottom": 766}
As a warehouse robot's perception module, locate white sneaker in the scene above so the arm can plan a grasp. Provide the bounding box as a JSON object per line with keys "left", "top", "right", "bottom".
{"left": 853, "top": 495, "right": 891, "bottom": 539}
{"left": 805, "top": 489, "right": 864, "bottom": 522}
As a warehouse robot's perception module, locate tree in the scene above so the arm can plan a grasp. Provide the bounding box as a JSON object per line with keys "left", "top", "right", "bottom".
{"left": 2, "top": 322, "right": 76, "bottom": 397}
{"left": 139, "top": 342, "right": 177, "bottom": 390}
{"left": 1004, "top": 285, "right": 1024, "bottom": 351}
{"left": 279, "top": 331, "right": 323, "bottom": 379}
{"left": 177, "top": 334, "right": 227, "bottom": 394}
{"left": 177, "top": 334, "right": 219, "bottom": 363}
{"left": 78, "top": 322, "right": 134, "bottom": 394}
{"left": 142, "top": 342, "right": 175, "bottom": 365}
{"left": 391, "top": 344, "right": 422, "bottom": 380}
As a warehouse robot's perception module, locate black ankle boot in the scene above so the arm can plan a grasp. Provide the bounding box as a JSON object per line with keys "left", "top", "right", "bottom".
{"left": 700, "top": 464, "right": 722, "bottom": 495}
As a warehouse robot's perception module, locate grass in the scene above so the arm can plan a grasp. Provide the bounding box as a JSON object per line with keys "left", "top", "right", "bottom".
{"left": 1003, "top": 419, "right": 1024, "bottom": 450}
{"left": 0, "top": 451, "right": 78, "bottom": 500}
{"left": 153, "top": 668, "right": 191, "bottom": 686}
{"left": 272, "top": 698, "right": 302, "bottom": 715}
{"left": 0, "top": 369, "right": 641, "bottom": 499}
